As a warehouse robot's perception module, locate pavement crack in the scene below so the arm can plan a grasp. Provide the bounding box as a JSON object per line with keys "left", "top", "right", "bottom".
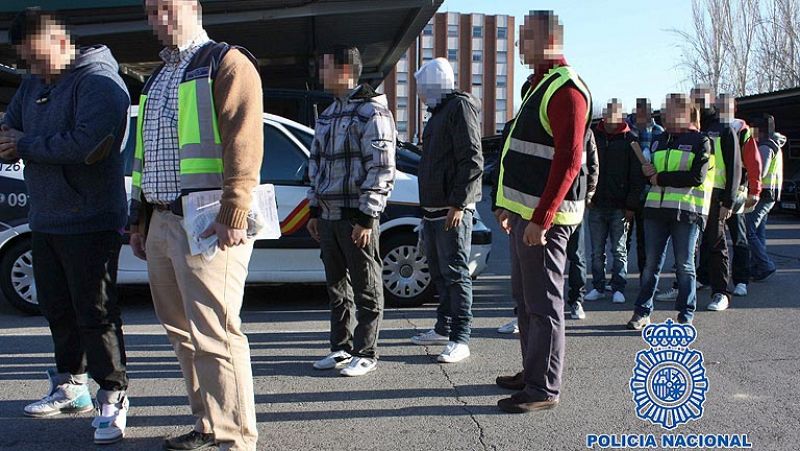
{"left": 397, "top": 309, "right": 496, "bottom": 451}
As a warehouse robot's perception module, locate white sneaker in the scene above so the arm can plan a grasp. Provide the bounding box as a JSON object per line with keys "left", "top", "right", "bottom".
{"left": 437, "top": 342, "right": 470, "bottom": 363}
{"left": 24, "top": 371, "right": 93, "bottom": 418}
{"left": 92, "top": 395, "right": 129, "bottom": 445}
{"left": 733, "top": 283, "right": 748, "bottom": 297}
{"left": 655, "top": 288, "right": 678, "bottom": 302}
{"left": 497, "top": 319, "right": 519, "bottom": 334}
{"left": 313, "top": 350, "right": 352, "bottom": 370}
{"left": 708, "top": 293, "right": 730, "bottom": 311}
{"left": 339, "top": 357, "right": 377, "bottom": 377}
{"left": 585, "top": 289, "right": 605, "bottom": 301}
{"left": 612, "top": 291, "right": 626, "bottom": 304}
{"left": 410, "top": 329, "right": 450, "bottom": 345}
{"left": 568, "top": 302, "right": 586, "bottom": 320}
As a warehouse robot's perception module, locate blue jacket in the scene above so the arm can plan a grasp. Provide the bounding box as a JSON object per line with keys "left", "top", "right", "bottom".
{"left": 2, "top": 45, "right": 130, "bottom": 234}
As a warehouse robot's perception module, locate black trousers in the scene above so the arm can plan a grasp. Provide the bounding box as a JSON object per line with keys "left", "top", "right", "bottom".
{"left": 32, "top": 231, "right": 128, "bottom": 392}
{"left": 626, "top": 206, "right": 647, "bottom": 274}
{"left": 697, "top": 191, "right": 751, "bottom": 295}
{"left": 319, "top": 219, "right": 383, "bottom": 358}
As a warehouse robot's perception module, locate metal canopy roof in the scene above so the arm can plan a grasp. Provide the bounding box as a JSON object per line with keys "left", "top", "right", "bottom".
{"left": 0, "top": 0, "right": 443, "bottom": 88}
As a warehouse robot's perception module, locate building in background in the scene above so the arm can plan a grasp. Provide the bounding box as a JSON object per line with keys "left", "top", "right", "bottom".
{"left": 381, "top": 12, "right": 515, "bottom": 142}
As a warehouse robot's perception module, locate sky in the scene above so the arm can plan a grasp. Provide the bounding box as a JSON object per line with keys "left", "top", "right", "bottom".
{"left": 439, "top": 0, "right": 696, "bottom": 116}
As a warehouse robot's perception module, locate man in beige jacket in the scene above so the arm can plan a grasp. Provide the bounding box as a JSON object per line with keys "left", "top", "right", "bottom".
{"left": 129, "top": 1, "right": 263, "bottom": 449}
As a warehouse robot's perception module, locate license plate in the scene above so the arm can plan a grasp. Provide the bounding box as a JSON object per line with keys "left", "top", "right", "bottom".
{"left": 782, "top": 202, "right": 798, "bottom": 210}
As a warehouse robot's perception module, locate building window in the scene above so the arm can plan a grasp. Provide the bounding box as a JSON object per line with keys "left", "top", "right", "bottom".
{"left": 496, "top": 100, "right": 507, "bottom": 111}
{"left": 497, "top": 51, "right": 507, "bottom": 64}
{"left": 472, "top": 74, "right": 483, "bottom": 86}
{"left": 448, "top": 24, "right": 458, "bottom": 37}
{"left": 448, "top": 49, "right": 458, "bottom": 62}
{"left": 497, "top": 27, "right": 508, "bottom": 39}
{"left": 397, "top": 72, "right": 408, "bottom": 84}
{"left": 397, "top": 97, "right": 408, "bottom": 109}
{"left": 398, "top": 121, "right": 408, "bottom": 133}
{"left": 472, "top": 50, "right": 482, "bottom": 63}
{"left": 472, "top": 26, "right": 483, "bottom": 38}
{"left": 497, "top": 75, "right": 507, "bottom": 87}
{"left": 423, "top": 23, "right": 433, "bottom": 36}
{"left": 423, "top": 48, "right": 433, "bottom": 61}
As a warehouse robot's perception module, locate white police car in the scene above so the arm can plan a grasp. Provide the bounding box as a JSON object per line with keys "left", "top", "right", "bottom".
{"left": 0, "top": 109, "right": 492, "bottom": 314}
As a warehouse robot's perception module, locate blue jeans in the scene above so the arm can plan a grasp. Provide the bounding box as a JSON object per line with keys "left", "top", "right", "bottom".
{"left": 588, "top": 207, "right": 629, "bottom": 292}
{"left": 746, "top": 192, "right": 777, "bottom": 276}
{"left": 424, "top": 211, "right": 473, "bottom": 344}
{"left": 635, "top": 218, "right": 701, "bottom": 321}
{"left": 566, "top": 223, "right": 587, "bottom": 305}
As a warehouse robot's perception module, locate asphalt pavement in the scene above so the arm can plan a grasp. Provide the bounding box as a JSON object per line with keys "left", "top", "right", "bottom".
{"left": 1, "top": 198, "right": 799, "bottom": 451}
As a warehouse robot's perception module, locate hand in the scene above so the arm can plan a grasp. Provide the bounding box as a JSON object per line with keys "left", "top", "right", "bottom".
{"left": 0, "top": 125, "right": 23, "bottom": 160}
{"left": 719, "top": 206, "right": 732, "bottom": 221}
{"left": 307, "top": 218, "right": 320, "bottom": 242}
{"left": 649, "top": 175, "right": 659, "bottom": 186}
{"left": 494, "top": 208, "right": 512, "bottom": 235}
{"left": 523, "top": 221, "right": 547, "bottom": 247}
{"left": 625, "top": 210, "right": 636, "bottom": 223}
{"left": 351, "top": 224, "right": 372, "bottom": 248}
{"left": 745, "top": 195, "right": 759, "bottom": 210}
{"left": 445, "top": 207, "right": 464, "bottom": 231}
{"left": 642, "top": 163, "right": 656, "bottom": 177}
{"left": 130, "top": 233, "right": 147, "bottom": 260}
{"left": 201, "top": 222, "right": 247, "bottom": 250}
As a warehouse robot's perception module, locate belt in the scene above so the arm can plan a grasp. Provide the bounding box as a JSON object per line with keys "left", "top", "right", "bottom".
{"left": 148, "top": 202, "right": 183, "bottom": 217}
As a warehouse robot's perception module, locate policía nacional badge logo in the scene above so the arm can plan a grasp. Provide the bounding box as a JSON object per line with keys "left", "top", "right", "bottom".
{"left": 629, "top": 319, "right": 709, "bottom": 430}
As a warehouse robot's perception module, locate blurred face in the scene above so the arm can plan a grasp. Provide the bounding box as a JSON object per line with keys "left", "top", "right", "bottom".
{"left": 636, "top": 102, "right": 652, "bottom": 124}
{"left": 518, "top": 13, "right": 563, "bottom": 68}
{"left": 145, "top": 0, "right": 201, "bottom": 47}
{"left": 604, "top": 103, "right": 624, "bottom": 126}
{"left": 716, "top": 96, "right": 735, "bottom": 122}
{"left": 319, "top": 54, "right": 356, "bottom": 96}
{"left": 691, "top": 87, "right": 712, "bottom": 110}
{"left": 15, "top": 20, "right": 76, "bottom": 79}
{"left": 664, "top": 95, "right": 691, "bottom": 132}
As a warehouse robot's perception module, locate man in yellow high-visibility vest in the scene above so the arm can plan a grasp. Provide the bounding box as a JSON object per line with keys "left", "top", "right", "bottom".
{"left": 494, "top": 11, "right": 592, "bottom": 413}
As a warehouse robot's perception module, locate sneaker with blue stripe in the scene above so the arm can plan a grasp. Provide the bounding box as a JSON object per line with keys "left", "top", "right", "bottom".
{"left": 24, "top": 370, "right": 93, "bottom": 418}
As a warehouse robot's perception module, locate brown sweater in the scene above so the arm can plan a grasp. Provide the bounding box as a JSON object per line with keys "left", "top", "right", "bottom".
{"left": 213, "top": 49, "right": 264, "bottom": 229}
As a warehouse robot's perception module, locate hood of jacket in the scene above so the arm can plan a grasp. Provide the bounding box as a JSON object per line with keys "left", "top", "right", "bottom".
{"left": 414, "top": 57, "right": 455, "bottom": 108}
{"left": 595, "top": 119, "right": 630, "bottom": 137}
{"left": 345, "top": 83, "right": 388, "bottom": 107}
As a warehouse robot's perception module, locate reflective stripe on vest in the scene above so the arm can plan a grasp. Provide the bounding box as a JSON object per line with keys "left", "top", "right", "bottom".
{"left": 496, "top": 66, "right": 591, "bottom": 225}
{"left": 645, "top": 148, "right": 714, "bottom": 216}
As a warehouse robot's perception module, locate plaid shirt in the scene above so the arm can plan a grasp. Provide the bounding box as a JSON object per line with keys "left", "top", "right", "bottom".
{"left": 141, "top": 30, "right": 211, "bottom": 204}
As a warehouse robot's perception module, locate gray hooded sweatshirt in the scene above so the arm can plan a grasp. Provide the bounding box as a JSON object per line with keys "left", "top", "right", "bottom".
{"left": 3, "top": 45, "right": 131, "bottom": 234}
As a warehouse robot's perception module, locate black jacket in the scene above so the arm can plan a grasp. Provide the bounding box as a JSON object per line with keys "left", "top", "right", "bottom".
{"left": 591, "top": 124, "right": 645, "bottom": 211}
{"left": 418, "top": 92, "right": 484, "bottom": 210}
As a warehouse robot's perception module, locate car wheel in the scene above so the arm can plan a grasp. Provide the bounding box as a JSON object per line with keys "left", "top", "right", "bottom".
{"left": 380, "top": 232, "right": 434, "bottom": 308}
{"left": 0, "top": 239, "right": 41, "bottom": 315}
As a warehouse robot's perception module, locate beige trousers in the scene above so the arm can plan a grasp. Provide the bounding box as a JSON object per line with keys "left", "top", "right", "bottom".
{"left": 146, "top": 210, "right": 257, "bottom": 451}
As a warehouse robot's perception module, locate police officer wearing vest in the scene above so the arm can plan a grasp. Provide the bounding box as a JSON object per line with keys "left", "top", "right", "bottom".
{"left": 628, "top": 94, "right": 713, "bottom": 330}
{"left": 747, "top": 114, "right": 783, "bottom": 282}
{"left": 494, "top": 11, "right": 592, "bottom": 413}
{"left": 698, "top": 94, "right": 762, "bottom": 312}
{"left": 130, "top": 1, "right": 263, "bottom": 450}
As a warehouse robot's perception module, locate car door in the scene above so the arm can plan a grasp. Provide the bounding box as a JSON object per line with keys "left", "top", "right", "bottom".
{"left": 246, "top": 121, "right": 325, "bottom": 282}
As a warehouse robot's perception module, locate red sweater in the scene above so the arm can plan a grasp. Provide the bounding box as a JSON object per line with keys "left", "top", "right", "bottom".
{"left": 740, "top": 122, "right": 762, "bottom": 195}
{"left": 529, "top": 58, "right": 589, "bottom": 228}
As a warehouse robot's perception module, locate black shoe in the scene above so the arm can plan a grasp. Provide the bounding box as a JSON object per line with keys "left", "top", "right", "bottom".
{"left": 677, "top": 315, "right": 693, "bottom": 325}
{"left": 626, "top": 313, "right": 650, "bottom": 330}
{"left": 497, "top": 391, "right": 559, "bottom": 413}
{"left": 164, "top": 430, "right": 215, "bottom": 451}
{"left": 496, "top": 371, "right": 525, "bottom": 390}
{"left": 752, "top": 268, "right": 777, "bottom": 282}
